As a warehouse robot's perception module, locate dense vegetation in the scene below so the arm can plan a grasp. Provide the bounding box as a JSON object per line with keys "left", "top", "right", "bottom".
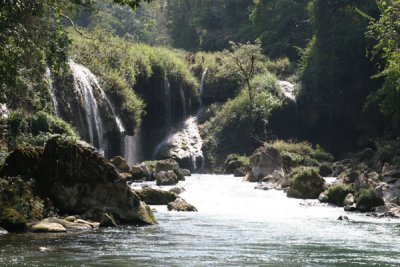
{"left": 1, "top": 0, "right": 400, "bottom": 166}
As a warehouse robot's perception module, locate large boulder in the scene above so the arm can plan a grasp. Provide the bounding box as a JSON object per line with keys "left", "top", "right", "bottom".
{"left": 247, "top": 146, "right": 284, "bottom": 182}
{"left": 224, "top": 154, "right": 249, "bottom": 174}
{"left": 135, "top": 187, "right": 178, "bottom": 205}
{"left": 167, "top": 198, "right": 197, "bottom": 212}
{"left": 36, "top": 137, "right": 155, "bottom": 225}
{"left": 287, "top": 167, "right": 325, "bottom": 199}
{"left": 155, "top": 171, "right": 179, "bottom": 186}
{"left": 130, "top": 164, "right": 152, "bottom": 181}
{"left": 30, "top": 221, "right": 67, "bottom": 233}
{"left": 155, "top": 159, "right": 180, "bottom": 173}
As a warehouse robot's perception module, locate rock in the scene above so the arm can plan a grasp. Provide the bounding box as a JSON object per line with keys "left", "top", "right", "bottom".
{"left": 40, "top": 217, "right": 93, "bottom": 231}
{"left": 247, "top": 146, "right": 284, "bottom": 182}
{"left": 343, "top": 193, "right": 355, "bottom": 206}
{"left": 344, "top": 204, "right": 357, "bottom": 212}
{"left": 131, "top": 164, "right": 152, "bottom": 181}
{"left": 286, "top": 167, "right": 325, "bottom": 199}
{"left": 0, "top": 226, "right": 8, "bottom": 235}
{"left": 155, "top": 171, "right": 179, "bottom": 186}
{"left": 224, "top": 154, "right": 249, "bottom": 174}
{"left": 119, "top": 172, "right": 134, "bottom": 182}
{"left": 155, "top": 159, "right": 180, "bottom": 173}
{"left": 31, "top": 221, "right": 67, "bottom": 233}
{"left": 337, "top": 215, "right": 349, "bottom": 221}
{"left": 136, "top": 187, "right": 177, "bottom": 205}
{"left": 169, "top": 187, "right": 185, "bottom": 195}
{"left": 372, "top": 203, "right": 400, "bottom": 218}
{"left": 110, "top": 156, "right": 131, "bottom": 173}
{"left": 367, "top": 172, "right": 380, "bottom": 183}
{"left": 318, "top": 193, "right": 329, "bottom": 203}
{"left": 74, "top": 219, "right": 99, "bottom": 228}
{"left": 380, "top": 179, "right": 400, "bottom": 204}
{"left": 234, "top": 166, "right": 250, "bottom": 177}
{"left": 167, "top": 198, "right": 197, "bottom": 212}
{"left": 178, "top": 169, "right": 191, "bottom": 177}
{"left": 382, "top": 163, "right": 400, "bottom": 178}
{"left": 0, "top": 147, "right": 43, "bottom": 179}
{"left": 65, "top": 216, "right": 77, "bottom": 222}
{"left": 0, "top": 207, "right": 27, "bottom": 232}
{"left": 100, "top": 213, "right": 118, "bottom": 227}
{"left": 37, "top": 137, "right": 155, "bottom": 225}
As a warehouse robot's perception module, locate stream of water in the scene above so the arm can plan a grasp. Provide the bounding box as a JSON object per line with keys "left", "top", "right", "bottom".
{"left": 1, "top": 175, "right": 400, "bottom": 266}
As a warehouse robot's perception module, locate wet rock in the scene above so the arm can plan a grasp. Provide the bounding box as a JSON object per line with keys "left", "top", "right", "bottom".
{"left": 119, "top": 172, "right": 134, "bottom": 182}
{"left": 0, "top": 207, "right": 27, "bottom": 232}
{"left": 337, "top": 216, "right": 349, "bottom": 221}
{"left": 31, "top": 221, "right": 67, "bottom": 233}
{"left": 0, "top": 226, "right": 8, "bottom": 235}
{"left": 64, "top": 216, "right": 77, "bottom": 222}
{"left": 155, "top": 159, "right": 180, "bottom": 173}
{"left": 131, "top": 164, "right": 152, "bottom": 181}
{"left": 372, "top": 203, "right": 400, "bottom": 218}
{"left": 178, "top": 169, "right": 191, "bottom": 177}
{"left": 136, "top": 187, "right": 177, "bottom": 205}
{"left": 155, "top": 171, "right": 179, "bottom": 186}
{"left": 343, "top": 193, "right": 355, "bottom": 206}
{"left": 167, "top": 198, "right": 197, "bottom": 212}
{"left": 344, "top": 204, "right": 357, "bottom": 212}
{"left": 37, "top": 137, "right": 155, "bottom": 225}
{"left": 40, "top": 217, "right": 94, "bottom": 231}
{"left": 169, "top": 187, "right": 185, "bottom": 195}
{"left": 224, "top": 155, "right": 249, "bottom": 175}
{"left": 100, "top": 213, "right": 118, "bottom": 227}
{"left": 287, "top": 167, "right": 325, "bottom": 199}
{"left": 110, "top": 156, "right": 130, "bottom": 173}
{"left": 318, "top": 193, "right": 329, "bottom": 203}
{"left": 247, "top": 146, "right": 284, "bottom": 182}
{"left": 379, "top": 180, "right": 400, "bottom": 205}
{"left": 234, "top": 166, "right": 250, "bottom": 177}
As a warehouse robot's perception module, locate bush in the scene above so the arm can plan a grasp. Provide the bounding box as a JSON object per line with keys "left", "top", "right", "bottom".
{"left": 324, "top": 184, "right": 355, "bottom": 206}
{"left": 287, "top": 167, "right": 325, "bottom": 199}
{"left": 356, "top": 188, "right": 384, "bottom": 212}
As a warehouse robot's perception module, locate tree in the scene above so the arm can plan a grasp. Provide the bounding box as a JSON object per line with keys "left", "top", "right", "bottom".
{"left": 224, "top": 41, "right": 267, "bottom": 111}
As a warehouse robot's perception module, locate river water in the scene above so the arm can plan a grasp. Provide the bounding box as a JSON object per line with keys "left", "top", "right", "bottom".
{"left": 1, "top": 174, "right": 400, "bottom": 266}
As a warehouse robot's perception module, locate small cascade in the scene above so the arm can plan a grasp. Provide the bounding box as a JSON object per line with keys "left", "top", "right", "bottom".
{"left": 124, "top": 127, "right": 144, "bottom": 166}
{"left": 154, "top": 116, "right": 204, "bottom": 171}
{"left": 100, "top": 90, "right": 125, "bottom": 134}
{"left": 45, "top": 68, "right": 60, "bottom": 117}
{"left": 69, "top": 60, "right": 105, "bottom": 154}
{"left": 0, "top": 103, "right": 8, "bottom": 119}
{"left": 179, "top": 85, "right": 186, "bottom": 117}
{"left": 163, "top": 76, "right": 172, "bottom": 126}
{"left": 198, "top": 68, "right": 208, "bottom": 110}
{"left": 278, "top": 81, "right": 296, "bottom": 102}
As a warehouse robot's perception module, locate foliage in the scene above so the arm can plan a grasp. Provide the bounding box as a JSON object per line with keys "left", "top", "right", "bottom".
{"left": 356, "top": 188, "right": 384, "bottom": 211}
{"left": 250, "top": 0, "right": 312, "bottom": 60}
{"left": 367, "top": 0, "right": 400, "bottom": 133}
{"left": 69, "top": 28, "right": 198, "bottom": 132}
{"left": 324, "top": 184, "right": 355, "bottom": 206}
{"left": 286, "top": 166, "right": 325, "bottom": 199}
{"left": 2, "top": 111, "right": 77, "bottom": 151}
{"left": 202, "top": 73, "right": 281, "bottom": 166}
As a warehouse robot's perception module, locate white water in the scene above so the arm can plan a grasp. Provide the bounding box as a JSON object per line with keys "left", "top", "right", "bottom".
{"left": 2, "top": 174, "right": 400, "bottom": 266}
{"left": 164, "top": 76, "right": 172, "bottom": 126}
{"left": 179, "top": 85, "right": 186, "bottom": 117}
{"left": 0, "top": 103, "right": 8, "bottom": 119}
{"left": 279, "top": 80, "right": 296, "bottom": 101}
{"left": 198, "top": 68, "right": 208, "bottom": 110}
{"left": 45, "top": 68, "right": 60, "bottom": 117}
{"left": 124, "top": 127, "right": 144, "bottom": 166}
{"left": 70, "top": 61, "right": 105, "bottom": 153}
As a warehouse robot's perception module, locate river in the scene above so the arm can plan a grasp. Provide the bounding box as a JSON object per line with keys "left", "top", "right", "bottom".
{"left": 1, "top": 174, "right": 400, "bottom": 266}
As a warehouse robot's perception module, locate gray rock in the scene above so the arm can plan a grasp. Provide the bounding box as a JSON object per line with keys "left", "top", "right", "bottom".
{"left": 155, "top": 159, "right": 180, "bottom": 173}
{"left": 247, "top": 146, "right": 284, "bottom": 182}
{"left": 0, "top": 227, "right": 8, "bottom": 235}
{"left": 343, "top": 193, "right": 355, "bottom": 206}
{"left": 110, "top": 156, "right": 131, "bottom": 173}
{"left": 155, "top": 171, "right": 179, "bottom": 186}
{"left": 100, "top": 213, "right": 118, "bottom": 227}
{"left": 31, "top": 221, "right": 67, "bottom": 233}
{"left": 179, "top": 169, "right": 191, "bottom": 177}
{"left": 319, "top": 193, "right": 329, "bottom": 203}
{"left": 344, "top": 204, "right": 357, "bottom": 212}
{"left": 167, "top": 198, "right": 197, "bottom": 212}
{"left": 169, "top": 187, "right": 186, "bottom": 195}
{"left": 136, "top": 187, "right": 177, "bottom": 205}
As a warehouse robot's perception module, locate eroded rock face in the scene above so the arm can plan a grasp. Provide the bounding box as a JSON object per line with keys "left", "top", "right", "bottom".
{"left": 0, "top": 147, "right": 43, "bottom": 179}
{"left": 155, "top": 171, "right": 179, "bottom": 186}
{"left": 247, "top": 146, "right": 284, "bottom": 182}
{"left": 37, "top": 137, "right": 155, "bottom": 225}
{"left": 110, "top": 156, "right": 131, "bottom": 173}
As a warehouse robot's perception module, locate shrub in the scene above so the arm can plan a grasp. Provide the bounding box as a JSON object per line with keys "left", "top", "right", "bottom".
{"left": 287, "top": 167, "right": 325, "bottom": 199}
{"left": 356, "top": 188, "right": 384, "bottom": 212}
{"left": 324, "top": 184, "right": 355, "bottom": 206}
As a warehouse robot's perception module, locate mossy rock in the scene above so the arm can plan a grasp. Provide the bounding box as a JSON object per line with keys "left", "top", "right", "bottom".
{"left": 318, "top": 162, "right": 333, "bottom": 177}
{"left": 136, "top": 187, "right": 177, "bottom": 205}
{"left": 0, "top": 207, "right": 27, "bottom": 232}
{"left": 323, "top": 184, "right": 355, "bottom": 206}
{"left": 0, "top": 147, "right": 43, "bottom": 179}
{"left": 356, "top": 189, "right": 384, "bottom": 212}
{"left": 287, "top": 167, "right": 325, "bottom": 199}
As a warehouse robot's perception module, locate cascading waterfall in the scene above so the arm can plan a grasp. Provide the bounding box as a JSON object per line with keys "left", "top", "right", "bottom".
{"left": 69, "top": 60, "right": 105, "bottom": 154}
{"left": 164, "top": 76, "right": 172, "bottom": 126}
{"left": 198, "top": 68, "right": 208, "bottom": 111}
{"left": 179, "top": 85, "right": 186, "bottom": 117}
{"left": 124, "top": 127, "right": 144, "bottom": 166}
{"left": 279, "top": 80, "right": 298, "bottom": 134}
{"left": 45, "top": 68, "right": 60, "bottom": 117}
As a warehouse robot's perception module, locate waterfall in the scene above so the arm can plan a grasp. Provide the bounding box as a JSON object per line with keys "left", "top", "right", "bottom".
{"left": 124, "top": 127, "right": 144, "bottom": 166}
{"left": 164, "top": 76, "right": 172, "bottom": 126}
{"left": 198, "top": 68, "right": 208, "bottom": 110}
{"left": 278, "top": 81, "right": 296, "bottom": 102}
{"left": 100, "top": 90, "right": 125, "bottom": 134}
{"left": 179, "top": 85, "right": 186, "bottom": 117}
{"left": 69, "top": 60, "right": 105, "bottom": 154}
{"left": 45, "top": 68, "right": 60, "bottom": 117}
